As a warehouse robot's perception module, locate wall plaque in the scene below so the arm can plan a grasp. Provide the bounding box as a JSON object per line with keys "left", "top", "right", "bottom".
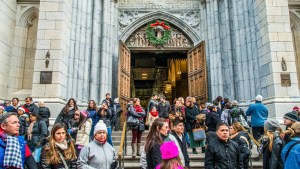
{"left": 281, "top": 73, "right": 291, "bottom": 87}
{"left": 40, "top": 71, "right": 52, "bottom": 84}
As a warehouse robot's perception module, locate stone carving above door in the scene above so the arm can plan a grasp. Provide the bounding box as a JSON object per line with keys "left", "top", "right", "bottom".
{"left": 119, "top": 11, "right": 148, "bottom": 31}
{"left": 125, "top": 25, "right": 192, "bottom": 48}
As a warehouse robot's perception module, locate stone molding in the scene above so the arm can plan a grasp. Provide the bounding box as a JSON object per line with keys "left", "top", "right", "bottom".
{"left": 119, "top": 11, "right": 200, "bottom": 44}
{"left": 17, "top": 6, "right": 39, "bottom": 27}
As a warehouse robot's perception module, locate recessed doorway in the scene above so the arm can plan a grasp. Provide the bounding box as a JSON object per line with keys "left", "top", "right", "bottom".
{"left": 131, "top": 51, "right": 188, "bottom": 107}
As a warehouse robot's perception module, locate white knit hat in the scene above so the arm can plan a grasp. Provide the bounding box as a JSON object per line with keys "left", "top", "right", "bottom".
{"left": 255, "top": 95, "right": 263, "bottom": 102}
{"left": 94, "top": 120, "right": 107, "bottom": 135}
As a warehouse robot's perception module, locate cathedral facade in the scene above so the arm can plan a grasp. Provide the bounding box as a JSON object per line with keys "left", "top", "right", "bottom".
{"left": 1, "top": 0, "right": 300, "bottom": 119}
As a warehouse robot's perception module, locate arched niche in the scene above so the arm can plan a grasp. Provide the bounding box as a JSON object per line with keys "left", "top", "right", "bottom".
{"left": 290, "top": 11, "right": 300, "bottom": 91}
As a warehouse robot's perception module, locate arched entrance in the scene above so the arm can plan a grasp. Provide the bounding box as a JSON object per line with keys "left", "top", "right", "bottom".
{"left": 118, "top": 14, "right": 207, "bottom": 112}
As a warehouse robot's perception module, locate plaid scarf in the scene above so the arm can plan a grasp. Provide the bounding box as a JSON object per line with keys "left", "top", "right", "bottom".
{"left": 0, "top": 128, "right": 23, "bottom": 169}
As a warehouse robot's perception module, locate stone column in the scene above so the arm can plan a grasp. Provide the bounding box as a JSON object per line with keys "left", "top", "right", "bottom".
{"left": 32, "top": 0, "right": 72, "bottom": 114}
{"left": 254, "top": 0, "right": 300, "bottom": 118}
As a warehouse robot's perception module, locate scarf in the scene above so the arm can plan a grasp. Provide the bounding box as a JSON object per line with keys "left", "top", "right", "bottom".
{"left": 134, "top": 106, "right": 143, "bottom": 113}
{"left": 95, "top": 137, "right": 107, "bottom": 144}
{"left": 55, "top": 140, "right": 68, "bottom": 150}
{"left": 27, "top": 121, "right": 36, "bottom": 141}
{"left": 0, "top": 128, "right": 23, "bottom": 169}
{"left": 150, "top": 111, "right": 158, "bottom": 117}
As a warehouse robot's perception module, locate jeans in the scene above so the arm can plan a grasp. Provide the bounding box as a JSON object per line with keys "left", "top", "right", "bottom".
{"left": 107, "top": 127, "right": 114, "bottom": 147}
{"left": 252, "top": 126, "right": 264, "bottom": 141}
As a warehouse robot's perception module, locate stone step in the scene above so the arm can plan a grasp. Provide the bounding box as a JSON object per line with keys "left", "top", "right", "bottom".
{"left": 123, "top": 161, "right": 263, "bottom": 169}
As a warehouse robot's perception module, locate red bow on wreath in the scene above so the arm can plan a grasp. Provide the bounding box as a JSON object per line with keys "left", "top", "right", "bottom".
{"left": 150, "top": 20, "right": 170, "bottom": 30}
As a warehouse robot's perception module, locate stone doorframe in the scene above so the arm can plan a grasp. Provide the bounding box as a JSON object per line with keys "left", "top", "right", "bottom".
{"left": 119, "top": 11, "right": 201, "bottom": 44}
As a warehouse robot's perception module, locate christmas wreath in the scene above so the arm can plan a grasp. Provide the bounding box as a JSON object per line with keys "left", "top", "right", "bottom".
{"left": 146, "top": 20, "right": 171, "bottom": 46}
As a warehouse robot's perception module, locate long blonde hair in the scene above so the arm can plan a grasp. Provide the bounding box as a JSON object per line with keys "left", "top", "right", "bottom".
{"left": 265, "top": 130, "right": 274, "bottom": 152}
{"left": 284, "top": 122, "right": 300, "bottom": 137}
{"left": 44, "top": 123, "right": 77, "bottom": 164}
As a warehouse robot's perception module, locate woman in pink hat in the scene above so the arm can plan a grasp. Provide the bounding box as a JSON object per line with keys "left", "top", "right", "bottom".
{"left": 75, "top": 110, "right": 92, "bottom": 155}
{"left": 156, "top": 141, "right": 184, "bottom": 169}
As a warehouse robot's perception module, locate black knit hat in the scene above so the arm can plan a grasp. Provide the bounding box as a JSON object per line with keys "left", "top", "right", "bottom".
{"left": 284, "top": 112, "right": 298, "bottom": 122}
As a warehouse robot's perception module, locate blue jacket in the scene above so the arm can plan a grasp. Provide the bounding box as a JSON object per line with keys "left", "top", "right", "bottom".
{"left": 246, "top": 101, "right": 268, "bottom": 127}
{"left": 281, "top": 137, "right": 300, "bottom": 168}
{"left": 0, "top": 136, "right": 26, "bottom": 169}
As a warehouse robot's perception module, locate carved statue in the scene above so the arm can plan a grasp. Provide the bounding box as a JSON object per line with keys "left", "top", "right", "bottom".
{"left": 281, "top": 57, "right": 287, "bottom": 71}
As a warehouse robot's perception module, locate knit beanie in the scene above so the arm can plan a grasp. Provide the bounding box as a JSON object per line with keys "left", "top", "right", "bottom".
{"left": 293, "top": 106, "right": 300, "bottom": 111}
{"left": 94, "top": 120, "right": 107, "bottom": 135}
{"left": 81, "top": 110, "right": 88, "bottom": 117}
{"left": 284, "top": 112, "right": 298, "bottom": 122}
{"left": 264, "top": 119, "right": 280, "bottom": 132}
{"left": 255, "top": 95, "right": 263, "bottom": 102}
{"left": 160, "top": 141, "right": 179, "bottom": 160}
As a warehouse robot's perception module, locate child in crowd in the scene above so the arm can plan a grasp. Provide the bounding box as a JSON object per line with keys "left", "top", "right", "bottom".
{"left": 0, "top": 106, "right": 6, "bottom": 115}
{"left": 148, "top": 106, "right": 159, "bottom": 128}
{"left": 156, "top": 141, "right": 184, "bottom": 169}
{"left": 17, "top": 107, "right": 29, "bottom": 137}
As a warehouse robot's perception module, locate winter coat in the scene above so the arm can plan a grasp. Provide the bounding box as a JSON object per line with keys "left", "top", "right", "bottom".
{"left": 148, "top": 112, "right": 159, "bottom": 127}
{"left": 231, "top": 132, "right": 251, "bottom": 169}
{"left": 221, "top": 109, "right": 230, "bottom": 124}
{"left": 281, "top": 137, "right": 300, "bottom": 168}
{"left": 0, "top": 136, "right": 26, "bottom": 169}
{"left": 40, "top": 141, "right": 77, "bottom": 169}
{"left": 24, "top": 103, "right": 39, "bottom": 115}
{"left": 55, "top": 107, "right": 76, "bottom": 126}
{"left": 229, "top": 106, "right": 247, "bottom": 126}
{"left": 114, "top": 103, "right": 123, "bottom": 117}
{"left": 185, "top": 105, "right": 199, "bottom": 131}
{"left": 98, "top": 108, "right": 112, "bottom": 127}
{"left": 170, "top": 131, "right": 190, "bottom": 167}
{"left": 157, "top": 101, "right": 171, "bottom": 118}
{"left": 205, "top": 111, "right": 221, "bottom": 132}
{"left": 67, "top": 119, "right": 79, "bottom": 141}
{"left": 87, "top": 109, "right": 99, "bottom": 139}
{"left": 38, "top": 107, "right": 51, "bottom": 127}
{"left": 27, "top": 120, "right": 48, "bottom": 149}
{"left": 147, "top": 99, "right": 158, "bottom": 112}
{"left": 146, "top": 142, "right": 161, "bottom": 169}
{"left": 205, "top": 138, "right": 243, "bottom": 169}
{"left": 261, "top": 135, "right": 284, "bottom": 169}
{"left": 246, "top": 101, "right": 268, "bottom": 127}
{"left": 128, "top": 105, "right": 146, "bottom": 130}
{"left": 77, "top": 139, "right": 116, "bottom": 169}
{"left": 75, "top": 118, "right": 92, "bottom": 146}
{"left": 19, "top": 114, "right": 29, "bottom": 136}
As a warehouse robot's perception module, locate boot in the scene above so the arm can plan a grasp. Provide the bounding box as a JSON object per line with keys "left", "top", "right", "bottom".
{"left": 201, "top": 147, "right": 206, "bottom": 153}
{"left": 132, "top": 143, "right": 136, "bottom": 158}
{"left": 192, "top": 148, "right": 198, "bottom": 154}
{"left": 137, "top": 143, "right": 141, "bottom": 156}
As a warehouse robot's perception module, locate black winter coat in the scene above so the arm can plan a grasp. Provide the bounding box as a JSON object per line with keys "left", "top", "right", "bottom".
{"left": 19, "top": 115, "right": 28, "bottom": 136}
{"left": 55, "top": 108, "right": 76, "bottom": 126}
{"left": 24, "top": 103, "right": 39, "bottom": 115}
{"left": 205, "top": 111, "right": 221, "bottom": 132}
{"left": 146, "top": 142, "right": 161, "bottom": 169}
{"left": 185, "top": 106, "right": 199, "bottom": 131}
{"left": 205, "top": 138, "right": 244, "bottom": 169}
{"left": 157, "top": 101, "right": 171, "bottom": 118}
{"left": 39, "top": 107, "right": 51, "bottom": 127}
{"left": 98, "top": 108, "right": 112, "bottom": 127}
{"left": 261, "top": 135, "right": 284, "bottom": 169}
{"left": 231, "top": 132, "right": 251, "bottom": 169}
{"left": 27, "top": 120, "right": 48, "bottom": 149}
{"left": 40, "top": 142, "right": 77, "bottom": 169}
{"left": 170, "top": 131, "right": 190, "bottom": 167}
{"left": 228, "top": 106, "right": 247, "bottom": 126}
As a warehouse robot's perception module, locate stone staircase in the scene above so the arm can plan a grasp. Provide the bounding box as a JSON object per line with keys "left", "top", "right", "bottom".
{"left": 112, "top": 130, "right": 263, "bottom": 169}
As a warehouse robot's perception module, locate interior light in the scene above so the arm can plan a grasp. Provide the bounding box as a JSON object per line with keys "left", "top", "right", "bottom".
{"left": 142, "top": 73, "right": 148, "bottom": 76}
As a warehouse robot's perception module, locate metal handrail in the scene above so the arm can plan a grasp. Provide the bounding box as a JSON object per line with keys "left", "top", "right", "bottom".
{"left": 118, "top": 120, "right": 127, "bottom": 168}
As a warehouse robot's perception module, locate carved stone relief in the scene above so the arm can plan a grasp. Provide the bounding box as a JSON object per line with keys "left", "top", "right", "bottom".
{"left": 176, "top": 11, "right": 200, "bottom": 32}
{"left": 119, "top": 11, "right": 148, "bottom": 31}
{"left": 125, "top": 25, "right": 192, "bottom": 48}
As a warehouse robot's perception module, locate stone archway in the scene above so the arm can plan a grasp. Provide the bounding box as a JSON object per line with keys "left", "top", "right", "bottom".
{"left": 119, "top": 11, "right": 200, "bottom": 44}
{"left": 290, "top": 11, "right": 300, "bottom": 91}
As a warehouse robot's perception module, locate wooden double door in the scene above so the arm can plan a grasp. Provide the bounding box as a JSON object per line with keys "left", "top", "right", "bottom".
{"left": 118, "top": 41, "right": 208, "bottom": 123}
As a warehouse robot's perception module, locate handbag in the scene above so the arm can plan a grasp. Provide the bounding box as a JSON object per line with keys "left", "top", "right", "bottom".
{"left": 139, "top": 121, "right": 145, "bottom": 132}
{"left": 192, "top": 125, "right": 206, "bottom": 141}
{"left": 127, "top": 116, "right": 139, "bottom": 128}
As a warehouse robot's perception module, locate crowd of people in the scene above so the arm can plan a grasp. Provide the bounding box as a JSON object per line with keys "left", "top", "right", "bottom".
{"left": 0, "top": 94, "right": 300, "bottom": 169}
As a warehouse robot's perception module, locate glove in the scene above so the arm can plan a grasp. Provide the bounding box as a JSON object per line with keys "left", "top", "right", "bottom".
{"left": 77, "top": 145, "right": 83, "bottom": 150}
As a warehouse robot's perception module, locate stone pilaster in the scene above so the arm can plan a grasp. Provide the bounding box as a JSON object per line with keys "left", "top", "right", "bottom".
{"left": 254, "top": 0, "right": 300, "bottom": 118}
{"left": 32, "top": 0, "right": 72, "bottom": 113}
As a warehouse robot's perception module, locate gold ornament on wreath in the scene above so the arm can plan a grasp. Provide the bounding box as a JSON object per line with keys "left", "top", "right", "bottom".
{"left": 146, "top": 20, "right": 172, "bottom": 46}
